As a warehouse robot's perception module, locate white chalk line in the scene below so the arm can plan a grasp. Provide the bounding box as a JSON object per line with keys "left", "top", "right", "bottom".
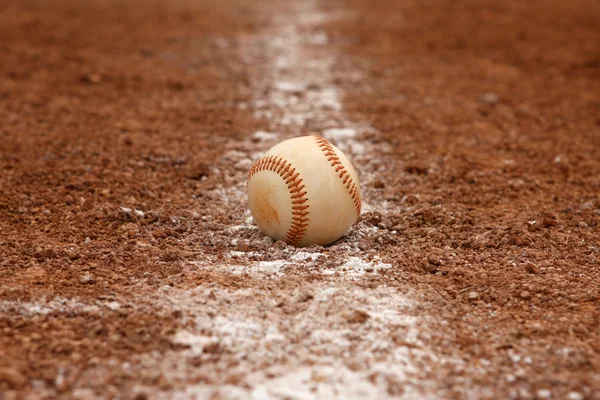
{"left": 157, "top": 1, "right": 454, "bottom": 399}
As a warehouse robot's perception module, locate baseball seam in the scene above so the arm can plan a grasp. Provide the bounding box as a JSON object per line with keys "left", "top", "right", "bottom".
{"left": 314, "top": 135, "right": 362, "bottom": 216}
{"left": 247, "top": 155, "right": 309, "bottom": 246}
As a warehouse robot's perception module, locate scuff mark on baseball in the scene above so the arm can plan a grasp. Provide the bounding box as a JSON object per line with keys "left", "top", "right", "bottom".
{"left": 247, "top": 135, "right": 361, "bottom": 247}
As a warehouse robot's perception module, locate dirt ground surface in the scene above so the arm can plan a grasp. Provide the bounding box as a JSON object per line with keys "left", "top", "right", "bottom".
{"left": 1, "top": 0, "right": 599, "bottom": 399}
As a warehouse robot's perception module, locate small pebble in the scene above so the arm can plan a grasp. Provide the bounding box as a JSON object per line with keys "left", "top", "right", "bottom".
{"left": 343, "top": 309, "right": 370, "bottom": 324}
{"left": 79, "top": 273, "right": 96, "bottom": 285}
{"left": 520, "top": 291, "right": 531, "bottom": 299}
{"left": 468, "top": 291, "right": 479, "bottom": 300}
{"left": 358, "top": 240, "right": 370, "bottom": 251}
{"left": 189, "top": 162, "right": 210, "bottom": 180}
{"left": 81, "top": 73, "right": 102, "bottom": 84}
{"left": 134, "top": 391, "right": 149, "bottom": 400}
{"left": 479, "top": 92, "right": 499, "bottom": 105}
{"left": 536, "top": 389, "right": 551, "bottom": 399}
{"left": 428, "top": 255, "right": 442, "bottom": 266}
{"left": 372, "top": 179, "right": 385, "bottom": 189}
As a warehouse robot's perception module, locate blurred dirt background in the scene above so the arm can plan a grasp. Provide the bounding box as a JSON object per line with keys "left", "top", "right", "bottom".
{"left": 1, "top": 0, "right": 599, "bottom": 399}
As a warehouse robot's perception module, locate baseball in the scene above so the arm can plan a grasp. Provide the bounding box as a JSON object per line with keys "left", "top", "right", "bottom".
{"left": 247, "top": 135, "right": 361, "bottom": 247}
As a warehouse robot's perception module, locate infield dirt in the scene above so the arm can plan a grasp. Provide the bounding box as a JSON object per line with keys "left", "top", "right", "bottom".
{"left": 0, "top": 1, "right": 599, "bottom": 399}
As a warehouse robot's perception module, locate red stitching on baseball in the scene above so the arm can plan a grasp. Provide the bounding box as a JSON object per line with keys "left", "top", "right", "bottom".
{"left": 314, "top": 135, "right": 361, "bottom": 215}
{"left": 247, "top": 156, "right": 310, "bottom": 246}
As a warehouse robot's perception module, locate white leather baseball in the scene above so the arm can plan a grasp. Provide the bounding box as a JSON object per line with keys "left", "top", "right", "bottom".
{"left": 247, "top": 135, "right": 361, "bottom": 247}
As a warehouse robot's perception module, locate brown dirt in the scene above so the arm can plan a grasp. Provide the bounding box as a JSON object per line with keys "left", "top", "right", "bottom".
{"left": 1, "top": 0, "right": 599, "bottom": 399}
